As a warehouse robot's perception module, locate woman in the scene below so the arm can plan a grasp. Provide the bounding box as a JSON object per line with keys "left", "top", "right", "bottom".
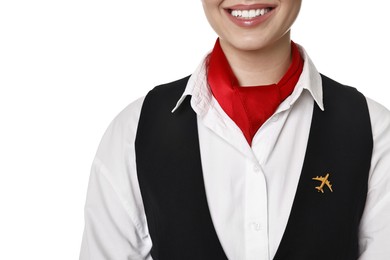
{"left": 80, "top": 1, "right": 390, "bottom": 259}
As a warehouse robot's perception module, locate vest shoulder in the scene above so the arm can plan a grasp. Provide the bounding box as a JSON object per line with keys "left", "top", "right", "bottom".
{"left": 321, "top": 74, "right": 360, "bottom": 94}
{"left": 149, "top": 75, "right": 191, "bottom": 98}
{"left": 320, "top": 74, "right": 367, "bottom": 107}
{"left": 141, "top": 75, "right": 191, "bottom": 113}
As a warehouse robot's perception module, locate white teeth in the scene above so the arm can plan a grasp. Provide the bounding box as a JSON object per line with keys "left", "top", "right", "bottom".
{"left": 230, "top": 8, "right": 271, "bottom": 19}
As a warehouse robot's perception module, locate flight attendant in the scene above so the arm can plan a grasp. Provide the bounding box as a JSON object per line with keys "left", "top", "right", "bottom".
{"left": 80, "top": 1, "right": 390, "bottom": 259}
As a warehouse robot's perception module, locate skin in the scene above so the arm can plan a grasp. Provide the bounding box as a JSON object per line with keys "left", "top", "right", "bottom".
{"left": 201, "top": 0, "right": 302, "bottom": 86}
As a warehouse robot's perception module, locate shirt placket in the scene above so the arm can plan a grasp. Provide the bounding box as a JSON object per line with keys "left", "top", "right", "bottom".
{"left": 245, "top": 159, "right": 269, "bottom": 260}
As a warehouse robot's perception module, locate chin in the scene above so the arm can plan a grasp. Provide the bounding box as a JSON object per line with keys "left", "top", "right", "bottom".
{"left": 226, "top": 37, "right": 271, "bottom": 52}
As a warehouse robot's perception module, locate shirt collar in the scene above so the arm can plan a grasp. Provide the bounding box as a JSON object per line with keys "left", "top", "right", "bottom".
{"left": 294, "top": 44, "right": 324, "bottom": 111}
{"left": 171, "top": 53, "right": 212, "bottom": 114}
{"left": 172, "top": 44, "right": 325, "bottom": 114}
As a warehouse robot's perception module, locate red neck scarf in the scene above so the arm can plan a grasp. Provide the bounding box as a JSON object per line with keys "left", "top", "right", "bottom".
{"left": 207, "top": 39, "right": 304, "bottom": 145}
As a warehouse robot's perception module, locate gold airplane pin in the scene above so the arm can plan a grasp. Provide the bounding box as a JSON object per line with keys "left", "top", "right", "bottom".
{"left": 312, "top": 173, "right": 333, "bottom": 193}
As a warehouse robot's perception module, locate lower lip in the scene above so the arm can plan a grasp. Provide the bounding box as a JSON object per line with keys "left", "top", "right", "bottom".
{"left": 225, "top": 9, "right": 275, "bottom": 28}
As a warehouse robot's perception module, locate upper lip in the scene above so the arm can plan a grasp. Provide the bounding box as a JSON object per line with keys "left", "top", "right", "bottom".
{"left": 225, "top": 3, "right": 277, "bottom": 11}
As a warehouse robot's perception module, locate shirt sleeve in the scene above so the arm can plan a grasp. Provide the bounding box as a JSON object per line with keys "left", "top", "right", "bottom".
{"left": 358, "top": 98, "right": 390, "bottom": 259}
{"left": 79, "top": 97, "right": 152, "bottom": 260}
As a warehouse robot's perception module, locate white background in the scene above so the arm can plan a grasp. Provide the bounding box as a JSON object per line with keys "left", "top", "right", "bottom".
{"left": 0, "top": 1, "right": 389, "bottom": 259}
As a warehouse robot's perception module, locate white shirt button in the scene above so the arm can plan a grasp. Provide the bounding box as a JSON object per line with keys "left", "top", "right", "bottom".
{"left": 251, "top": 222, "right": 262, "bottom": 231}
{"left": 270, "top": 114, "right": 280, "bottom": 122}
{"left": 253, "top": 164, "right": 261, "bottom": 172}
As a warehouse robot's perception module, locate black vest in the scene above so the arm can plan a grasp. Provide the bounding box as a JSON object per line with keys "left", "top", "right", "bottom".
{"left": 135, "top": 75, "right": 373, "bottom": 260}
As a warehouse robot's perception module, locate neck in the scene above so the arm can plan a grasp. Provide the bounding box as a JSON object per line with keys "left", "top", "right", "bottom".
{"left": 219, "top": 32, "right": 292, "bottom": 87}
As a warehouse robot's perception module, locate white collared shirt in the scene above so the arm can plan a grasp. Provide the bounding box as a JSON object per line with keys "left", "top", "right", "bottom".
{"left": 80, "top": 46, "right": 390, "bottom": 260}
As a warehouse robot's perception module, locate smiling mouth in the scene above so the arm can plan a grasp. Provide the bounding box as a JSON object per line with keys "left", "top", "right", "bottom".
{"left": 227, "top": 7, "right": 274, "bottom": 19}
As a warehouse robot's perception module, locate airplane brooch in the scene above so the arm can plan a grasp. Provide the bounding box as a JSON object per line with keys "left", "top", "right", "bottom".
{"left": 312, "top": 173, "right": 333, "bottom": 193}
